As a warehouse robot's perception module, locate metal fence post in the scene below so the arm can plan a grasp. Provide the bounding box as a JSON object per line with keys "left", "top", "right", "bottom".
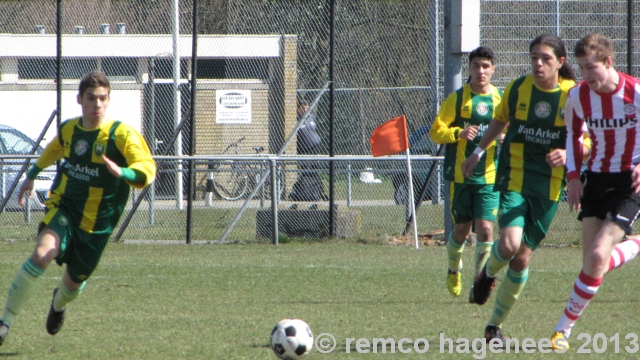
{"left": 271, "top": 159, "right": 279, "bottom": 245}
{"left": 443, "top": 0, "right": 462, "bottom": 241}
{"left": 347, "top": 163, "right": 352, "bottom": 207}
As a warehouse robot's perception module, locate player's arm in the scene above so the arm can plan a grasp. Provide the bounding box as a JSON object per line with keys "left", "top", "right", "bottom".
{"left": 18, "top": 136, "right": 64, "bottom": 205}
{"left": 563, "top": 92, "right": 586, "bottom": 211}
{"left": 113, "top": 125, "right": 156, "bottom": 189}
{"left": 564, "top": 93, "right": 587, "bottom": 181}
{"left": 462, "top": 79, "right": 515, "bottom": 176}
{"left": 461, "top": 83, "right": 511, "bottom": 177}
{"left": 429, "top": 93, "right": 471, "bottom": 144}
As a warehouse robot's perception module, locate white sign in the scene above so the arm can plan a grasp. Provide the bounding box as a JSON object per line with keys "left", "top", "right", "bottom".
{"left": 216, "top": 90, "right": 251, "bottom": 124}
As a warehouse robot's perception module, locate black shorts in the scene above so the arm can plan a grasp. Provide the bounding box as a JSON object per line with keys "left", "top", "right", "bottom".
{"left": 579, "top": 171, "right": 640, "bottom": 234}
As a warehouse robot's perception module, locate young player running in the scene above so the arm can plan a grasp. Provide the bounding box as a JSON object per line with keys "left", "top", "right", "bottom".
{"left": 550, "top": 33, "right": 640, "bottom": 350}
{"left": 0, "top": 70, "right": 156, "bottom": 345}
{"left": 429, "top": 46, "right": 502, "bottom": 301}
{"left": 461, "top": 34, "right": 582, "bottom": 343}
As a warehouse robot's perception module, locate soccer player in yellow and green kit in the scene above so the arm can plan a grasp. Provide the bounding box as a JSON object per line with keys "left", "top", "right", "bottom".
{"left": 430, "top": 46, "right": 502, "bottom": 301}
{"left": 462, "top": 34, "right": 588, "bottom": 344}
{"left": 0, "top": 70, "right": 156, "bottom": 345}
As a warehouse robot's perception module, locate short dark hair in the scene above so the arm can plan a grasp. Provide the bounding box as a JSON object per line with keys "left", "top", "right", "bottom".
{"left": 469, "top": 46, "right": 495, "bottom": 64}
{"left": 79, "top": 70, "right": 110, "bottom": 97}
{"left": 298, "top": 99, "right": 309, "bottom": 107}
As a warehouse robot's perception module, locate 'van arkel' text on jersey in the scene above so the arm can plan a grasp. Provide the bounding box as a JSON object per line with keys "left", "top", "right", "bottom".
{"left": 62, "top": 161, "right": 100, "bottom": 182}
{"left": 518, "top": 125, "right": 561, "bottom": 145}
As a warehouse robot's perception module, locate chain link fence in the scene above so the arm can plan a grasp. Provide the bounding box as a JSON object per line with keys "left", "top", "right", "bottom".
{"left": 0, "top": 0, "right": 637, "bottom": 244}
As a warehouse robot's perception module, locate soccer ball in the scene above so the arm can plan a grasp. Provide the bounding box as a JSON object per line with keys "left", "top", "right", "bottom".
{"left": 270, "top": 319, "right": 314, "bottom": 360}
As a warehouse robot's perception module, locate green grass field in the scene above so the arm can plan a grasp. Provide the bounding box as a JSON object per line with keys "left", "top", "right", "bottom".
{"left": 0, "top": 240, "right": 637, "bottom": 359}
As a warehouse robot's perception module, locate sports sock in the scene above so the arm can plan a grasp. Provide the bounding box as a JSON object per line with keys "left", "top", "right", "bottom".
{"left": 554, "top": 270, "right": 602, "bottom": 337}
{"left": 486, "top": 240, "right": 512, "bottom": 277}
{"left": 446, "top": 233, "right": 465, "bottom": 272}
{"left": 53, "top": 279, "right": 86, "bottom": 312}
{"left": 0, "top": 259, "right": 45, "bottom": 327}
{"left": 474, "top": 241, "right": 492, "bottom": 277}
{"left": 488, "top": 267, "right": 528, "bottom": 327}
{"left": 608, "top": 237, "right": 640, "bottom": 272}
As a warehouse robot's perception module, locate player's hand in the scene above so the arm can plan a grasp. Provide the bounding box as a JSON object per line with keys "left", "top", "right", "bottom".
{"left": 103, "top": 155, "right": 122, "bottom": 178}
{"left": 632, "top": 163, "right": 640, "bottom": 193}
{"left": 459, "top": 126, "right": 479, "bottom": 141}
{"left": 497, "top": 133, "right": 505, "bottom": 146}
{"left": 17, "top": 179, "right": 34, "bottom": 206}
{"left": 567, "top": 178, "right": 583, "bottom": 212}
{"left": 461, "top": 153, "right": 480, "bottom": 178}
{"left": 546, "top": 149, "right": 566, "bottom": 168}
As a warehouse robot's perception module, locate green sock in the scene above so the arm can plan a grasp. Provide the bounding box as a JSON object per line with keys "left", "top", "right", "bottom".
{"left": 1, "top": 259, "right": 44, "bottom": 327}
{"left": 486, "top": 240, "right": 512, "bottom": 277}
{"left": 53, "top": 279, "right": 86, "bottom": 312}
{"left": 446, "top": 233, "right": 465, "bottom": 272}
{"left": 488, "top": 267, "right": 528, "bottom": 327}
{"left": 474, "top": 241, "right": 492, "bottom": 277}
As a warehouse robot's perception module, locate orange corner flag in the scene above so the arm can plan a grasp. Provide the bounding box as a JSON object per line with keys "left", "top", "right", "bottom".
{"left": 369, "top": 115, "right": 409, "bottom": 157}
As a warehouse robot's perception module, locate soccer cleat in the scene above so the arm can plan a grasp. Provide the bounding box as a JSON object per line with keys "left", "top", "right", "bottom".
{"left": 446, "top": 271, "right": 462, "bottom": 297}
{"left": 551, "top": 331, "right": 570, "bottom": 351}
{"left": 0, "top": 320, "right": 9, "bottom": 346}
{"left": 484, "top": 325, "right": 506, "bottom": 347}
{"left": 472, "top": 265, "right": 496, "bottom": 305}
{"left": 46, "top": 288, "right": 65, "bottom": 335}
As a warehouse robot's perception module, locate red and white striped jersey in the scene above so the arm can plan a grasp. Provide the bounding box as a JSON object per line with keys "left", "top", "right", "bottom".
{"left": 565, "top": 72, "right": 640, "bottom": 181}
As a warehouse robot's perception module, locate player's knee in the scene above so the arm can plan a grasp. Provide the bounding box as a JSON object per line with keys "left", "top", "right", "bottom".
{"left": 29, "top": 252, "right": 54, "bottom": 269}
{"left": 452, "top": 225, "right": 472, "bottom": 243}
{"left": 475, "top": 224, "right": 494, "bottom": 242}
{"left": 31, "top": 246, "right": 58, "bottom": 269}
{"left": 509, "top": 253, "right": 530, "bottom": 271}
{"left": 498, "top": 239, "right": 519, "bottom": 258}
{"left": 585, "top": 247, "right": 609, "bottom": 268}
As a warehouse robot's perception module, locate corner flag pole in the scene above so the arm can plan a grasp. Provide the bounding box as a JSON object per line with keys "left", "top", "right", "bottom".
{"left": 404, "top": 148, "right": 419, "bottom": 249}
{"left": 402, "top": 144, "right": 444, "bottom": 236}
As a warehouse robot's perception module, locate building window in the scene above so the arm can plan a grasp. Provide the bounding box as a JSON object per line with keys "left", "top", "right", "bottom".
{"left": 197, "top": 59, "right": 268, "bottom": 79}
{"left": 102, "top": 57, "right": 138, "bottom": 80}
{"left": 18, "top": 58, "right": 96, "bottom": 79}
{"left": 152, "top": 58, "right": 189, "bottom": 79}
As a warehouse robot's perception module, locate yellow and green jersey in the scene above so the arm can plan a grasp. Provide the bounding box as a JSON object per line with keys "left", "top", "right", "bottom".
{"left": 31, "top": 118, "right": 156, "bottom": 234}
{"left": 430, "top": 83, "right": 503, "bottom": 184}
{"left": 494, "top": 75, "right": 574, "bottom": 201}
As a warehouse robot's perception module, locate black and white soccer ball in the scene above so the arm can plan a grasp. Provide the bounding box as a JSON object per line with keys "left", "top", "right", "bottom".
{"left": 270, "top": 319, "right": 314, "bottom": 360}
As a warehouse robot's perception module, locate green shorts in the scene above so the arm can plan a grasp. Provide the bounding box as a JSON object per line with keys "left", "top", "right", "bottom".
{"left": 497, "top": 190, "right": 559, "bottom": 250}
{"left": 449, "top": 182, "right": 499, "bottom": 224}
{"left": 39, "top": 207, "right": 111, "bottom": 283}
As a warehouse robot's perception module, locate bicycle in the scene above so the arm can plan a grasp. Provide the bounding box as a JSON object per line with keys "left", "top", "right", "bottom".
{"left": 210, "top": 136, "right": 286, "bottom": 202}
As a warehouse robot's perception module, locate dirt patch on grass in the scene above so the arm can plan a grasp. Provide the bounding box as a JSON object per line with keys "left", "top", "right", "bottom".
{"left": 390, "top": 229, "right": 446, "bottom": 246}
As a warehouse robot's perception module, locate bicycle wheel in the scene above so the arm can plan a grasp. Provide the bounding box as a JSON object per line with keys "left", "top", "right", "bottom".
{"left": 211, "top": 161, "right": 248, "bottom": 201}
{"left": 260, "top": 164, "right": 286, "bottom": 200}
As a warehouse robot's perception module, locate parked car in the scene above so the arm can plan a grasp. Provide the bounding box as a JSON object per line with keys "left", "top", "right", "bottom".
{"left": 0, "top": 124, "right": 55, "bottom": 211}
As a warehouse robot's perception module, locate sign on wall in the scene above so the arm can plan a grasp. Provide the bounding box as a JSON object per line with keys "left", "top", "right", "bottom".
{"left": 216, "top": 90, "right": 252, "bottom": 124}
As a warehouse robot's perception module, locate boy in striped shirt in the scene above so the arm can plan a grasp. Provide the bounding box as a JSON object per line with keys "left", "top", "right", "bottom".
{"left": 551, "top": 33, "right": 640, "bottom": 350}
